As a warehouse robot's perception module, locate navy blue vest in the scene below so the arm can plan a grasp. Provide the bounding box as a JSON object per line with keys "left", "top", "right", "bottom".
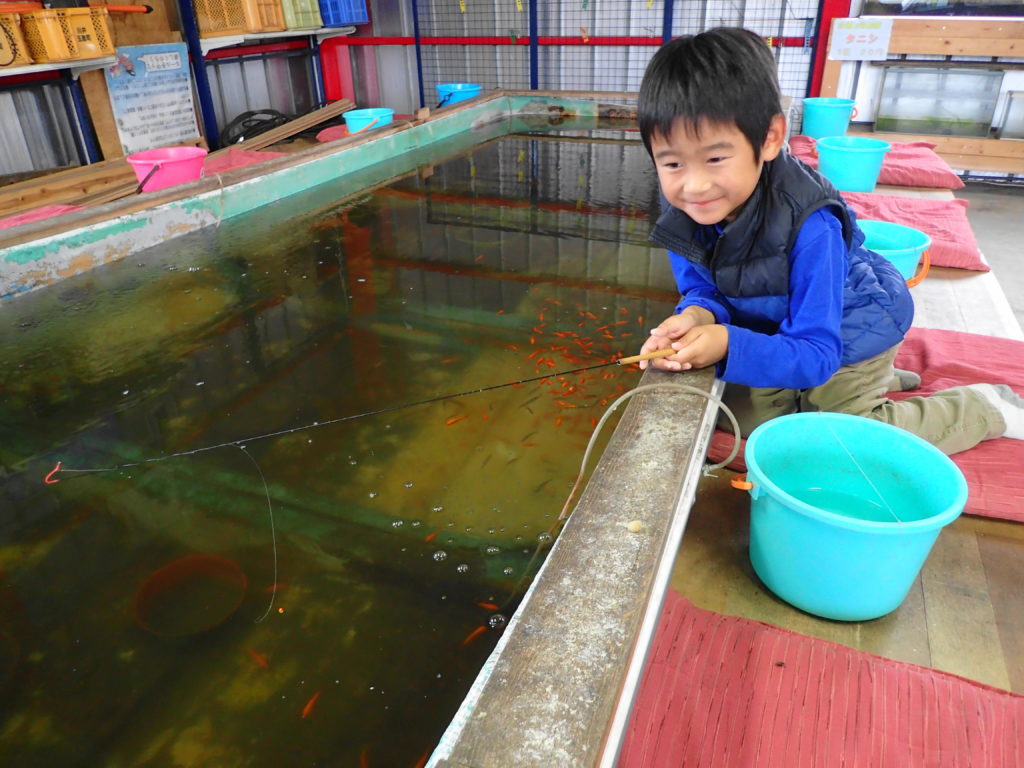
{"left": 648, "top": 151, "right": 913, "bottom": 366}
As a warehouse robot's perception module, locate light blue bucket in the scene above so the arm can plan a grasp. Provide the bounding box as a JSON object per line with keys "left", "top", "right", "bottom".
{"left": 859, "top": 219, "right": 932, "bottom": 281}
{"left": 802, "top": 97, "right": 856, "bottom": 139}
{"left": 816, "top": 136, "right": 891, "bottom": 193}
{"left": 436, "top": 82, "right": 481, "bottom": 107}
{"left": 343, "top": 107, "right": 394, "bottom": 134}
{"left": 742, "top": 412, "right": 966, "bottom": 621}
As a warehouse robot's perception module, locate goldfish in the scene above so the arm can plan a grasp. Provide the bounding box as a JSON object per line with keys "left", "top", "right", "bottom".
{"left": 445, "top": 415, "right": 467, "bottom": 426}
{"left": 462, "top": 625, "right": 487, "bottom": 646}
{"left": 475, "top": 601, "right": 499, "bottom": 610}
{"left": 301, "top": 689, "right": 321, "bottom": 718}
{"left": 244, "top": 648, "right": 269, "bottom": 669}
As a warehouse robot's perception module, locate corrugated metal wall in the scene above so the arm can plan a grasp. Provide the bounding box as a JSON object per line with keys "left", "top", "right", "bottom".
{"left": 0, "top": 82, "right": 82, "bottom": 178}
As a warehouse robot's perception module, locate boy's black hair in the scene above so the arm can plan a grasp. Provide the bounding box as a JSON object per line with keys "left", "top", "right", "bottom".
{"left": 637, "top": 27, "right": 783, "bottom": 160}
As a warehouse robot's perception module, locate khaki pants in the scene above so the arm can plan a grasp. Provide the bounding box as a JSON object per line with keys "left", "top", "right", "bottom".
{"left": 720, "top": 344, "right": 1006, "bottom": 455}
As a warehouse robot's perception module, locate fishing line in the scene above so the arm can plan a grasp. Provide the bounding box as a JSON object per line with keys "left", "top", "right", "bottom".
{"left": 39, "top": 355, "right": 635, "bottom": 623}
{"left": 45, "top": 358, "right": 622, "bottom": 480}
{"left": 499, "top": 382, "right": 742, "bottom": 612}
{"left": 237, "top": 444, "right": 279, "bottom": 623}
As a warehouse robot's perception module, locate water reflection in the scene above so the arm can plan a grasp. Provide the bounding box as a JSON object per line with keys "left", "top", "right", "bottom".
{"left": 0, "top": 128, "right": 673, "bottom": 766}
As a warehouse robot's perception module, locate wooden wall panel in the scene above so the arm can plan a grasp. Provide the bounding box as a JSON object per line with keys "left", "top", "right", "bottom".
{"left": 83, "top": 0, "right": 184, "bottom": 159}
{"left": 80, "top": 70, "right": 124, "bottom": 159}
{"left": 818, "top": 18, "right": 1024, "bottom": 172}
{"left": 94, "top": 0, "right": 182, "bottom": 46}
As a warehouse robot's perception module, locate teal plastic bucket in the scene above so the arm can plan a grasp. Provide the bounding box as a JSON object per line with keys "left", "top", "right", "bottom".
{"left": 859, "top": 219, "right": 932, "bottom": 281}
{"left": 743, "top": 413, "right": 967, "bottom": 621}
{"left": 802, "top": 97, "right": 856, "bottom": 139}
{"left": 436, "top": 82, "right": 481, "bottom": 107}
{"left": 343, "top": 107, "right": 394, "bottom": 134}
{"left": 816, "top": 136, "right": 891, "bottom": 193}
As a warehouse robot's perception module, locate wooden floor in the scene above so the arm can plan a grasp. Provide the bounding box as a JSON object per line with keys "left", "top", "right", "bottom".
{"left": 670, "top": 183, "right": 1024, "bottom": 695}
{"left": 671, "top": 472, "right": 1024, "bottom": 694}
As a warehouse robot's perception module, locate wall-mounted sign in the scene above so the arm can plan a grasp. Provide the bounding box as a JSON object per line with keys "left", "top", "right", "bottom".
{"left": 828, "top": 18, "right": 893, "bottom": 62}
{"left": 104, "top": 43, "right": 201, "bottom": 155}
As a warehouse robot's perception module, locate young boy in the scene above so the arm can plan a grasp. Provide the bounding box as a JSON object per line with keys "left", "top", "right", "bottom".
{"left": 635, "top": 27, "right": 1023, "bottom": 454}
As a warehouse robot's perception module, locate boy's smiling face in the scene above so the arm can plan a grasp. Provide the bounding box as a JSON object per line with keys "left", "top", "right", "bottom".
{"left": 650, "top": 114, "right": 786, "bottom": 226}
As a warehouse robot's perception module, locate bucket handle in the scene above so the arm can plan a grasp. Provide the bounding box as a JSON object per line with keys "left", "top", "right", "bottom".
{"left": 436, "top": 93, "right": 453, "bottom": 109}
{"left": 730, "top": 473, "right": 753, "bottom": 491}
{"left": 905, "top": 247, "right": 931, "bottom": 288}
{"left": 135, "top": 163, "right": 161, "bottom": 194}
{"left": 350, "top": 117, "right": 380, "bottom": 135}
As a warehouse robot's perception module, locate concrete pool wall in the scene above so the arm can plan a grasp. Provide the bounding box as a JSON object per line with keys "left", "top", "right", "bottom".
{"left": 1, "top": 92, "right": 629, "bottom": 299}
{"left": 0, "top": 93, "right": 721, "bottom": 766}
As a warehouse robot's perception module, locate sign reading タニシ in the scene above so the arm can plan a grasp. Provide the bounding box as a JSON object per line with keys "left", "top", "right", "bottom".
{"left": 828, "top": 18, "right": 893, "bottom": 61}
{"left": 104, "top": 43, "right": 201, "bottom": 155}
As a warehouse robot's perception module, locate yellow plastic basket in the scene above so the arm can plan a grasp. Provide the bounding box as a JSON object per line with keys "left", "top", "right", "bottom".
{"left": 240, "top": 0, "right": 286, "bottom": 32}
{"left": 193, "top": 0, "right": 286, "bottom": 36}
{"left": 0, "top": 13, "right": 34, "bottom": 68}
{"left": 192, "top": 0, "right": 246, "bottom": 37}
{"left": 20, "top": 8, "right": 113, "bottom": 63}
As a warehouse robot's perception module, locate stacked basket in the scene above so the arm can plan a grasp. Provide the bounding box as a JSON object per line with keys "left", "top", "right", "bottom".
{"left": 282, "top": 0, "right": 321, "bottom": 30}
{"left": 16, "top": 7, "right": 113, "bottom": 63}
{"left": 192, "top": 0, "right": 286, "bottom": 36}
{"left": 0, "top": 12, "right": 34, "bottom": 68}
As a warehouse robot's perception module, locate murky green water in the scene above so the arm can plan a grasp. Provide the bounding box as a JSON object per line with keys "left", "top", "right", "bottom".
{"left": 0, "top": 127, "right": 675, "bottom": 766}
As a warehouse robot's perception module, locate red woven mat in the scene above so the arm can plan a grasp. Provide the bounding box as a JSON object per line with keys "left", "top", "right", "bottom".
{"left": 843, "top": 191, "right": 987, "bottom": 272}
{"left": 204, "top": 148, "right": 287, "bottom": 174}
{"left": 618, "top": 589, "right": 1024, "bottom": 768}
{"left": 707, "top": 328, "right": 1024, "bottom": 524}
{"left": 0, "top": 204, "right": 84, "bottom": 231}
{"left": 790, "top": 135, "right": 964, "bottom": 190}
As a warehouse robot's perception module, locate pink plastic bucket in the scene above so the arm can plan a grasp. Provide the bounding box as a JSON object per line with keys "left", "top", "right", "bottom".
{"left": 126, "top": 146, "right": 208, "bottom": 192}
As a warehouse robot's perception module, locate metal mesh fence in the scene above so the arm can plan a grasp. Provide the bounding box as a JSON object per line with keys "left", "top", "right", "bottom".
{"left": 411, "top": 0, "right": 820, "bottom": 107}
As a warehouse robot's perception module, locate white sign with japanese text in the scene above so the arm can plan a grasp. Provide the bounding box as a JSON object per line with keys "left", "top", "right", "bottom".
{"left": 828, "top": 18, "right": 893, "bottom": 61}
{"left": 104, "top": 43, "right": 201, "bottom": 155}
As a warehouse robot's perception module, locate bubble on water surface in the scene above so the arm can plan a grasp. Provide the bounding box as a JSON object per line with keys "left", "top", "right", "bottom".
{"left": 456, "top": 564, "right": 469, "bottom": 574}
{"left": 503, "top": 567, "right": 514, "bottom": 576}
{"left": 484, "top": 546, "right": 501, "bottom": 556}
{"left": 391, "top": 520, "right": 404, "bottom": 528}
{"left": 432, "top": 551, "right": 447, "bottom": 562}
{"left": 488, "top": 614, "right": 507, "bottom": 630}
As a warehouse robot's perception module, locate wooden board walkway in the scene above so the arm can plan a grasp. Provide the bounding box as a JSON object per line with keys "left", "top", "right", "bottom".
{"left": 0, "top": 100, "right": 355, "bottom": 218}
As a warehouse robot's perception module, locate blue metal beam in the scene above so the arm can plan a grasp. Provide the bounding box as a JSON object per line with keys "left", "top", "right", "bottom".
{"left": 65, "top": 72, "right": 102, "bottom": 163}
{"left": 177, "top": 0, "right": 221, "bottom": 148}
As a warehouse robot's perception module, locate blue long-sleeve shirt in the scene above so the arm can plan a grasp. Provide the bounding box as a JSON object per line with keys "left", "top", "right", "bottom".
{"left": 670, "top": 207, "right": 847, "bottom": 389}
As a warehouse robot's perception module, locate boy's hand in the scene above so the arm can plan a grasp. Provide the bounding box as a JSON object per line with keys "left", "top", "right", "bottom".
{"left": 671, "top": 324, "right": 729, "bottom": 370}
{"left": 638, "top": 308, "right": 715, "bottom": 370}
